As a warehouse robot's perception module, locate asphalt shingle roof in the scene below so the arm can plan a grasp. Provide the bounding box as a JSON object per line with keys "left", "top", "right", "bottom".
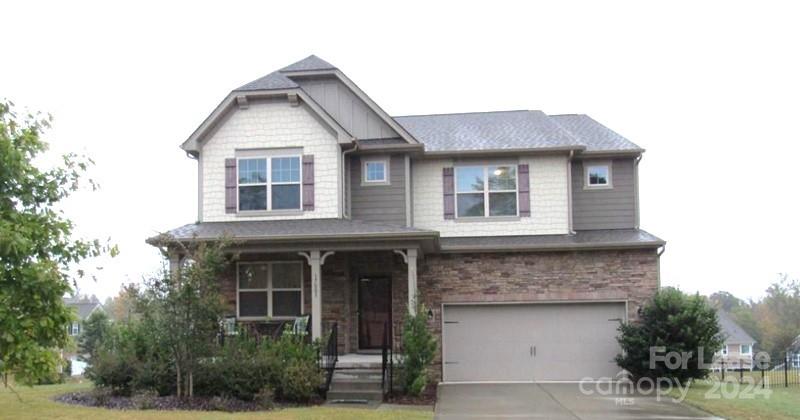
{"left": 440, "top": 229, "right": 664, "bottom": 251}
{"left": 280, "top": 55, "right": 336, "bottom": 72}
{"left": 231, "top": 56, "right": 644, "bottom": 154}
{"left": 718, "top": 311, "right": 756, "bottom": 344}
{"left": 64, "top": 296, "right": 103, "bottom": 320}
{"left": 394, "top": 110, "right": 582, "bottom": 152}
{"left": 151, "top": 219, "right": 436, "bottom": 243}
{"left": 235, "top": 71, "right": 298, "bottom": 92}
{"left": 550, "top": 114, "right": 643, "bottom": 152}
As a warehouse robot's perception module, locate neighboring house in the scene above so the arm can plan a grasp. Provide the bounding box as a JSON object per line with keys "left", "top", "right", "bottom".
{"left": 713, "top": 311, "right": 756, "bottom": 370}
{"left": 149, "top": 55, "right": 665, "bottom": 383}
{"left": 63, "top": 295, "right": 104, "bottom": 376}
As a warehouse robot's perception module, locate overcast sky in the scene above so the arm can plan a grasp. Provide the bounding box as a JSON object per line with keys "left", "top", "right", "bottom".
{"left": 3, "top": 1, "right": 799, "bottom": 302}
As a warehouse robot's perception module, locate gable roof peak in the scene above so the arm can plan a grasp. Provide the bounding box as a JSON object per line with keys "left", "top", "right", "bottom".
{"left": 280, "top": 55, "right": 336, "bottom": 73}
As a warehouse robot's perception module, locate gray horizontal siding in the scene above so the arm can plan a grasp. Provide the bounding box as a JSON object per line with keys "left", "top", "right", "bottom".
{"left": 295, "top": 77, "right": 397, "bottom": 140}
{"left": 572, "top": 159, "right": 636, "bottom": 230}
{"left": 350, "top": 155, "right": 407, "bottom": 225}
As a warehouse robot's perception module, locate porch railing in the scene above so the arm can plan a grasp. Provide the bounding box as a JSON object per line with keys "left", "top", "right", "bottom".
{"left": 319, "top": 322, "right": 338, "bottom": 396}
{"left": 381, "top": 320, "right": 393, "bottom": 399}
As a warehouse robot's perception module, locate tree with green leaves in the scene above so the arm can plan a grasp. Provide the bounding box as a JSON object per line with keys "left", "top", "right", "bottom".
{"left": 136, "top": 241, "right": 228, "bottom": 397}
{"left": 78, "top": 310, "right": 111, "bottom": 365}
{"left": 0, "top": 100, "right": 115, "bottom": 385}
{"left": 615, "top": 287, "right": 723, "bottom": 384}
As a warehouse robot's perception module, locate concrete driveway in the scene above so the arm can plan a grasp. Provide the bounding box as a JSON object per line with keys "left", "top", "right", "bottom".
{"left": 435, "top": 383, "right": 720, "bottom": 420}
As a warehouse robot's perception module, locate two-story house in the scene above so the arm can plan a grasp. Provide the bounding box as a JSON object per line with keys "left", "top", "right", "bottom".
{"left": 150, "top": 55, "right": 665, "bottom": 384}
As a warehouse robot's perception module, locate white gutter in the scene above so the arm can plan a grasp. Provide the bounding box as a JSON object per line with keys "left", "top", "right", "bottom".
{"left": 341, "top": 143, "right": 359, "bottom": 218}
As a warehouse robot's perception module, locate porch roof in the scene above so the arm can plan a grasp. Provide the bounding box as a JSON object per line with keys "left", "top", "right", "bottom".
{"left": 439, "top": 229, "right": 665, "bottom": 252}
{"left": 147, "top": 218, "right": 438, "bottom": 247}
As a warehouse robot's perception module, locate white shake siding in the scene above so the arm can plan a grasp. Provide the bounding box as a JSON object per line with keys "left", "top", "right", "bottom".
{"left": 412, "top": 156, "right": 570, "bottom": 237}
{"left": 199, "top": 101, "right": 340, "bottom": 222}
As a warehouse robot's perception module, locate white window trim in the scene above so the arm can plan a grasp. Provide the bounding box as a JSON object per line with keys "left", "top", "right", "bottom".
{"left": 70, "top": 323, "right": 79, "bottom": 336}
{"left": 740, "top": 344, "right": 752, "bottom": 355}
{"left": 584, "top": 161, "right": 613, "bottom": 189}
{"left": 236, "top": 261, "right": 304, "bottom": 321}
{"left": 721, "top": 346, "right": 728, "bottom": 356}
{"left": 454, "top": 165, "right": 519, "bottom": 219}
{"left": 362, "top": 157, "right": 390, "bottom": 185}
{"left": 236, "top": 153, "right": 303, "bottom": 213}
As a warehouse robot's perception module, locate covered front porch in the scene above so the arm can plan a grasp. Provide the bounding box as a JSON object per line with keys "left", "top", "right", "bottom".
{"left": 157, "top": 219, "right": 438, "bottom": 354}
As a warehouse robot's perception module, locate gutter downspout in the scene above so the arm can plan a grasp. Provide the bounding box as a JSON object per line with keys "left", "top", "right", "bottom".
{"left": 634, "top": 154, "right": 642, "bottom": 229}
{"left": 567, "top": 150, "right": 576, "bottom": 234}
{"left": 656, "top": 244, "right": 666, "bottom": 289}
{"left": 341, "top": 142, "right": 359, "bottom": 219}
{"left": 186, "top": 152, "right": 201, "bottom": 222}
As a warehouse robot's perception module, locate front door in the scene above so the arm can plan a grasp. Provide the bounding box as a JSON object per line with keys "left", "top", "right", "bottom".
{"left": 358, "top": 276, "right": 391, "bottom": 349}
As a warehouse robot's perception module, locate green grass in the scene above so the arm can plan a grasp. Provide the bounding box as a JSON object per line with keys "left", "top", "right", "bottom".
{"left": 672, "top": 381, "right": 800, "bottom": 420}
{"left": 0, "top": 381, "right": 432, "bottom": 420}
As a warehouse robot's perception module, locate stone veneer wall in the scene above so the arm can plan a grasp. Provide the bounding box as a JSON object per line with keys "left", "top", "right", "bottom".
{"left": 219, "top": 248, "right": 659, "bottom": 382}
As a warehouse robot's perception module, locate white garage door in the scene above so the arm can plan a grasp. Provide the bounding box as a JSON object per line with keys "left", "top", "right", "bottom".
{"left": 442, "top": 302, "right": 626, "bottom": 382}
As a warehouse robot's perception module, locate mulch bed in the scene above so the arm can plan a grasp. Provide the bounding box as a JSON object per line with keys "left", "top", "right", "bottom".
{"left": 54, "top": 391, "right": 322, "bottom": 412}
{"left": 385, "top": 384, "right": 437, "bottom": 406}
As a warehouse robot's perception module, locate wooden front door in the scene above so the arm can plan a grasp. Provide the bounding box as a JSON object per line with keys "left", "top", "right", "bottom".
{"left": 358, "top": 276, "right": 391, "bottom": 349}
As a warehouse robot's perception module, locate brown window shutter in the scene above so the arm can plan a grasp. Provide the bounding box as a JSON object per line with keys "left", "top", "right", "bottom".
{"left": 518, "top": 163, "right": 530, "bottom": 217}
{"left": 225, "top": 158, "right": 237, "bottom": 214}
{"left": 303, "top": 155, "right": 314, "bottom": 211}
{"left": 443, "top": 167, "right": 455, "bottom": 220}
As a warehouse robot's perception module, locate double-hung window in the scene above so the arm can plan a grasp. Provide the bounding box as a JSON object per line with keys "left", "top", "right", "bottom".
{"left": 237, "top": 262, "right": 303, "bottom": 319}
{"left": 455, "top": 165, "right": 518, "bottom": 218}
{"left": 238, "top": 154, "right": 301, "bottom": 212}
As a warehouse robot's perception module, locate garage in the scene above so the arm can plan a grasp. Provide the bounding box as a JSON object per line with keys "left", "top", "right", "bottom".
{"left": 442, "top": 302, "right": 626, "bottom": 382}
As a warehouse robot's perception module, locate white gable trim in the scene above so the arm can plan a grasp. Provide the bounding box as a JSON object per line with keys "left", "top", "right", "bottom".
{"left": 182, "top": 88, "right": 354, "bottom": 154}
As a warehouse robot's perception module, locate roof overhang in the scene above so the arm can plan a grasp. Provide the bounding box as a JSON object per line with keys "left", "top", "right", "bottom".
{"left": 181, "top": 88, "right": 355, "bottom": 156}
{"left": 419, "top": 145, "right": 585, "bottom": 159}
{"left": 148, "top": 230, "right": 440, "bottom": 255}
{"left": 439, "top": 230, "right": 666, "bottom": 253}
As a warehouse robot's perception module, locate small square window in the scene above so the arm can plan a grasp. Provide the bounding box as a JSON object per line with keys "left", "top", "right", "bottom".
{"left": 740, "top": 344, "right": 752, "bottom": 355}
{"left": 363, "top": 160, "right": 388, "bottom": 183}
{"left": 586, "top": 164, "right": 611, "bottom": 187}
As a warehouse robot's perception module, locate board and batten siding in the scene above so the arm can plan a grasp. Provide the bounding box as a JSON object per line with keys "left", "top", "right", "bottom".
{"left": 571, "top": 159, "right": 636, "bottom": 230}
{"left": 294, "top": 77, "right": 397, "bottom": 140}
{"left": 412, "top": 156, "right": 569, "bottom": 237}
{"left": 349, "top": 155, "right": 407, "bottom": 225}
{"left": 199, "top": 99, "right": 341, "bottom": 222}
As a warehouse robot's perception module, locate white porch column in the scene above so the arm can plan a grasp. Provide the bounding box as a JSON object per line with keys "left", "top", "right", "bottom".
{"left": 299, "top": 250, "right": 334, "bottom": 341}
{"left": 394, "top": 248, "right": 419, "bottom": 315}
{"left": 407, "top": 249, "right": 418, "bottom": 314}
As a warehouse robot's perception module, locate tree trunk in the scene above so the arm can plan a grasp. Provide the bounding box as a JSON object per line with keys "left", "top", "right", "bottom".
{"left": 176, "top": 362, "right": 182, "bottom": 398}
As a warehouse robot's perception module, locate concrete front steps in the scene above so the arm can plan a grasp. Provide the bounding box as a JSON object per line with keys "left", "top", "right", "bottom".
{"left": 326, "top": 355, "right": 384, "bottom": 404}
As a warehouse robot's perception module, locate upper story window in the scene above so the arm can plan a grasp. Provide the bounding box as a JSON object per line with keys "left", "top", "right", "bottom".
{"left": 721, "top": 346, "right": 728, "bottom": 356}
{"left": 455, "top": 165, "right": 517, "bottom": 218}
{"left": 238, "top": 154, "right": 301, "bottom": 212}
{"left": 362, "top": 158, "right": 389, "bottom": 185}
{"left": 740, "top": 344, "right": 752, "bottom": 355}
{"left": 69, "top": 323, "right": 80, "bottom": 336}
{"left": 237, "top": 261, "right": 303, "bottom": 319}
{"left": 585, "top": 162, "right": 612, "bottom": 188}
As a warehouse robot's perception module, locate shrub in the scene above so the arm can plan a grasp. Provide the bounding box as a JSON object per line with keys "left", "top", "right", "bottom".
{"left": 131, "top": 389, "right": 159, "bottom": 409}
{"left": 91, "top": 386, "right": 113, "bottom": 406}
{"left": 401, "top": 302, "right": 437, "bottom": 396}
{"left": 616, "top": 287, "right": 723, "bottom": 384}
{"left": 280, "top": 360, "right": 322, "bottom": 402}
{"left": 255, "top": 385, "right": 275, "bottom": 410}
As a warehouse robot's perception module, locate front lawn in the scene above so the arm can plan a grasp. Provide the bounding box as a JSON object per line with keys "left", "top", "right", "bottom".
{"left": 673, "top": 381, "right": 800, "bottom": 420}
{"left": 0, "top": 382, "right": 432, "bottom": 420}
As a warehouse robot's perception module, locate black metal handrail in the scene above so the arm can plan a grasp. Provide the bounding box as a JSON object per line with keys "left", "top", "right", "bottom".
{"left": 381, "top": 320, "right": 393, "bottom": 399}
{"left": 319, "top": 323, "right": 338, "bottom": 396}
